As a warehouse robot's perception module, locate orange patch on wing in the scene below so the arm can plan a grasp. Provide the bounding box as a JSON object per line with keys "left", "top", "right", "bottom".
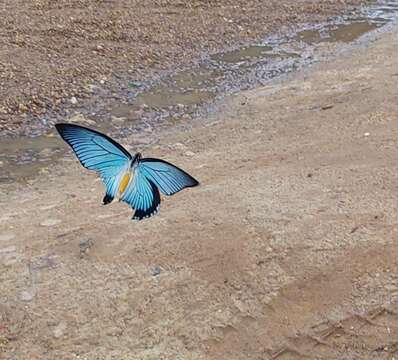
{"left": 119, "top": 172, "right": 131, "bottom": 194}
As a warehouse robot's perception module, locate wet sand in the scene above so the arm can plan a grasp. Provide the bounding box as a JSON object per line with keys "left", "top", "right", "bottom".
{"left": 1, "top": 18, "right": 398, "bottom": 360}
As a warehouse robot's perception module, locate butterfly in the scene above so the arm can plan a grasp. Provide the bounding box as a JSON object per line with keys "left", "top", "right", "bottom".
{"left": 55, "top": 123, "right": 199, "bottom": 220}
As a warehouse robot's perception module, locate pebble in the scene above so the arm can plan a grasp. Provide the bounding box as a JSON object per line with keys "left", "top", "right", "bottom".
{"left": 364, "top": 132, "right": 370, "bottom": 137}
{"left": 111, "top": 115, "right": 126, "bottom": 125}
{"left": 151, "top": 266, "right": 161, "bottom": 276}
{"left": 185, "top": 150, "right": 195, "bottom": 157}
{"left": 79, "top": 238, "right": 94, "bottom": 258}
{"left": 68, "top": 113, "right": 96, "bottom": 125}
{"left": 20, "top": 288, "right": 36, "bottom": 302}
{"left": 170, "top": 142, "right": 186, "bottom": 150}
{"left": 53, "top": 321, "right": 67, "bottom": 339}
{"left": 40, "top": 218, "right": 62, "bottom": 227}
{"left": 39, "top": 204, "right": 58, "bottom": 211}
{"left": 86, "top": 84, "right": 98, "bottom": 92}
{"left": 38, "top": 148, "right": 52, "bottom": 157}
{"left": 70, "top": 96, "right": 78, "bottom": 105}
{"left": 181, "top": 114, "right": 192, "bottom": 121}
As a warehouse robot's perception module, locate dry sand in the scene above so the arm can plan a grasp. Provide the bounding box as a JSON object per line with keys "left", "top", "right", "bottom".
{"left": 1, "top": 20, "right": 398, "bottom": 360}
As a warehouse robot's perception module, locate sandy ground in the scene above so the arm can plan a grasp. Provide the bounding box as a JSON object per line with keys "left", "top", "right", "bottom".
{"left": 0, "top": 0, "right": 368, "bottom": 134}
{"left": 2, "top": 24, "right": 398, "bottom": 360}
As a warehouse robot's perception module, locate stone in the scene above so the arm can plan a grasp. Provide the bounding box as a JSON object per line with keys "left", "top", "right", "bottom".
{"left": 68, "top": 113, "right": 96, "bottom": 125}
{"left": 151, "top": 266, "right": 161, "bottom": 276}
{"left": 185, "top": 150, "right": 195, "bottom": 157}
{"left": 111, "top": 115, "right": 126, "bottom": 125}
{"left": 40, "top": 218, "right": 61, "bottom": 227}
{"left": 53, "top": 322, "right": 67, "bottom": 339}
{"left": 20, "top": 289, "right": 36, "bottom": 302}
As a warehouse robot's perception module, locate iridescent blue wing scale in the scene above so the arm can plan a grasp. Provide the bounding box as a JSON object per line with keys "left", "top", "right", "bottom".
{"left": 138, "top": 158, "right": 199, "bottom": 196}
{"left": 55, "top": 123, "right": 132, "bottom": 204}
{"left": 121, "top": 166, "right": 161, "bottom": 220}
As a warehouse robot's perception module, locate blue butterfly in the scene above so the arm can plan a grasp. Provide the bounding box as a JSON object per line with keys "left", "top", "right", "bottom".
{"left": 55, "top": 123, "right": 199, "bottom": 220}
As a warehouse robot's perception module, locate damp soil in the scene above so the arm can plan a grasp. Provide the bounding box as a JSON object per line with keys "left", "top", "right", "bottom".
{"left": 0, "top": 0, "right": 370, "bottom": 136}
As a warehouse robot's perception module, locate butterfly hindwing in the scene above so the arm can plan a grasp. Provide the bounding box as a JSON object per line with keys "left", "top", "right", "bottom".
{"left": 120, "top": 166, "right": 161, "bottom": 220}
{"left": 55, "top": 123, "right": 132, "bottom": 204}
{"left": 139, "top": 158, "right": 199, "bottom": 196}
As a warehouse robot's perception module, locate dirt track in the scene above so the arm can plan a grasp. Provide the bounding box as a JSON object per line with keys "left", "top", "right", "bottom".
{"left": 2, "top": 23, "right": 398, "bottom": 360}
{"left": 0, "top": 0, "right": 367, "bottom": 135}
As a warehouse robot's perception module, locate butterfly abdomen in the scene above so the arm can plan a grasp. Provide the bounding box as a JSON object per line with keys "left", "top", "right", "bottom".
{"left": 118, "top": 172, "right": 132, "bottom": 196}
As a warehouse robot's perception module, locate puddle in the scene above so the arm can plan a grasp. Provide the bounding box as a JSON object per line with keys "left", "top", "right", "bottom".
{"left": 0, "top": 135, "right": 64, "bottom": 186}
{"left": 296, "top": 21, "right": 382, "bottom": 44}
{"left": 118, "top": 0, "right": 398, "bottom": 118}
{"left": 211, "top": 45, "right": 275, "bottom": 63}
{"left": 1, "top": 0, "right": 398, "bottom": 188}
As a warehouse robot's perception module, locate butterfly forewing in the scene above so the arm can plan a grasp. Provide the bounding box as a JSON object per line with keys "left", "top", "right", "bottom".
{"left": 55, "top": 123, "right": 132, "bottom": 203}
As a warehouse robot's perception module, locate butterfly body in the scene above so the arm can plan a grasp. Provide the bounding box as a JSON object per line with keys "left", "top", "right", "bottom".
{"left": 55, "top": 124, "right": 199, "bottom": 220}
{"left": 118, "top": 170, "right": 133, "bottom": 199}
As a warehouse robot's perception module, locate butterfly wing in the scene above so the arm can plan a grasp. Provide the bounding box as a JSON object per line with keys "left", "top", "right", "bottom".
{"left": 138, "top": 158, "right": 199, "bottom": 196}
{"left": 120, "top": 166, "right": 161, "bottom": 220}
{"left": 55, "top": 123, "right": 132, "bottom": 204}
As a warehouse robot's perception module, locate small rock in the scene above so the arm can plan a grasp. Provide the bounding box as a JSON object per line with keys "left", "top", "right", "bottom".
{"left": 68, "top": 113, "right": 96, "bottom": 125}
{"left": 364, "top": 132, "right": 370, "bottom": 137}
{"left": 385, "top": 284, "right": 397, "bottom": 291}
{"left": 176, "top": 103, "right": 185, "bottom": 109}
{"left": 38, "top": 148, "right": 52, "bottom": 157}
{"left": 29, "top": 255, "right": 58, "bottom": 271}
{"left": 70, "top": 97, "right": 78, "bottom": 105}
{"left": 18, "top": 103, "right": 28, "bottom": 112}
{"left": 185, "top": 150, "right": 195, "bottom": 157}
{"left": 86, "top": 84, "right": 98, "bottom": 93}
{"left": 172, "top": 142, "right": 185, "bottom": 150}
{"left": 128, "top": 81, "right": 142, "bottom": 88}
{"left": 181, "top": 114, "right": 192, "bottom": 121}
{"left": 79, "top": 238, "right": 94, "bottom": 258}
{"left": 40, "top": 218, "right": 61, "bottom": 227}
{"left": 133, "top": 109, "right": 145, "bottom": 119}
{"left": 53, "top": 322, "right": 67, "bottom": 339}
{"left": 39, "top": 204, "right": 58, "bottom": 211}
{"left": 151, "top": 266, "right": 161, "bottom": 276}
{"left": 20, "top": 289, "right": 36, "bottom": 302}
{"left": 111, "top": 115, "right": 126, "bottom": 125}
{"left": 100, "top": 79, "right": 105, "bottom": 84}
